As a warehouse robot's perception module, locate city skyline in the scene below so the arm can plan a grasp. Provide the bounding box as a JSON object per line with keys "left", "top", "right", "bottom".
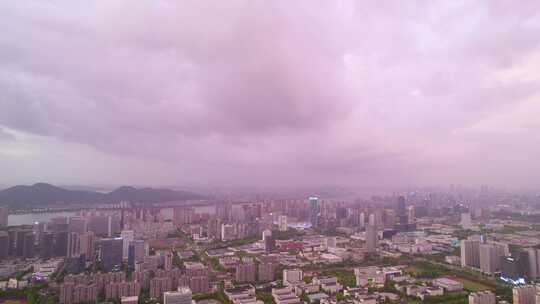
{"left": 1, "top": 1, "right": 540, "bottom": 189}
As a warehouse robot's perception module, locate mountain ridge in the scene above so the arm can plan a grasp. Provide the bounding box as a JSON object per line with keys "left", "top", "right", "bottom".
{"left": 0, "top": 183, "right": 206, "bottom": 207}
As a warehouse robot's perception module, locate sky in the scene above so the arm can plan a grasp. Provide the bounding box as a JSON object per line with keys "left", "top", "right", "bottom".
{"left": 0, "top": 1, "right": 539, "bottom": 190}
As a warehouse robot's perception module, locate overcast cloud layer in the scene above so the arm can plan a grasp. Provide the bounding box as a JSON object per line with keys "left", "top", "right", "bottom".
{"left": 1, "top": 1, "right": 539, "bottom": 189}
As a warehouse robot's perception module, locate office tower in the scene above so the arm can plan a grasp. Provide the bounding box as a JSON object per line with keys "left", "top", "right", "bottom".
{"left": 0, "top": 207, "right": 8, "bottom": 227}
{"left": 221, "top": 223, "right": 236, "bottom": 241}
{"left": 469, "top": 291, "right": 496, "bottom": 304}
{"left": 120, "top": 230, "right": 134, "bottom": 260}
{"left": 396, "top": 196, "right": 407, "bottom": 224}
{"left": 88, "top": 216, "right": 111, "bottom": 237}
{"left": 480, "top": 244, "right": 503, "bottom": 274}
{"left": 54, "top": 231, "right": 69, "bottom": 257}
{"left": 512, "top": 285, "right": 537, "bottom": 304}
{"left": 79, "top": 232, "right": 95, "bottom": 261}
{"left": 278, "top": 215, "right": 288, "bottom": 232}
{"left": 8, "top": 230, "right": 17, "bottom": 256}
{"left": 100, "top": 237, "right": 123, "bottom": 272}
{"left": 0, "top": 231, "right": 9, "bottom": 260}
{"left": 407, "top": 206, "right": 415, "bottom": 224}
{"left": 128, "top": 240, "right": 149, "bottom": 269}
{"left": 365, "top": 224, "right": 378, "bottom": 253}
{"left": 461, "top": 213, "right": 472, "bottom": 230}
{"left": 461, "top": 239, "right": 480, "bottom": 268}
{"left": 283, "top": 269, "right": 303, "bottom": 286}
{"left": 164, "top": 287, "right": 192, "bottom": 304}
{"left": 67, "top": 232, "right": 81, "bottom": 258}
{"left": 22, "top": 232, "right": 35, "bottom": 258}
{"left": 258, "top": 255, "right": 278, "bottom": 282}
{"left": 235, "top": 257, "right": 256, "bottom": 283}
{"left": 309, "top": 196, "right": 319, "bottom": 228}
{"left": 262, "top": 229, "right": 272, "bottom": 241}
{"left": 68, "top": 217, "right": 87, "bottom": 234}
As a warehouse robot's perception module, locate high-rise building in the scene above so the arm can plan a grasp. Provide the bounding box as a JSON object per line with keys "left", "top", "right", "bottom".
{"left": 479, "top": 244, "right": 503, "bottom": 274}
{"left": 68, "top": 217, "right": 87, "bottom": 234}
{"left": 0, "top": 231, "right": 9, "bottom": 260}
{"left": 54, "top": 231, "right": 69, "bottom": 257}
{"left": 23, "top": 232, "right": 35, "bottom": 259}
{"left": 461, "top": 239, "right": 480, "bottom": 268}
{"left": 67, "top": 232, "right": 81, "bottom": 258}
{"left": 150, "top": 277, "right": 173, "bottom": 299}
{"left": 396, "top": 196, "right": 407, "bottom": 224}
{"left": 121, "top": 230, "right": 134, "bottom": 260}
{"left": 278, "top": 215, "right": 288, "bottom": 232}
{"left": 365, "top": 224, "right": 378, "bottom": 253}
{"left": 469, "top": 291, "right": 496, "bottom": 304}
{"left": 512, "top": 285, "right": 537, "bottom": 304}
{"left": 164, "top": 287, "right": 192, "bottom": 304}
{"left": 264, "top": 236, "right": 276, "bottom": 253}
{"left": 526, "top": 248, "right": 540, "bottom": 280}
{"left": 79, "top": 232, "right": 95, "bottom": 261}
{"left": 0, "top": 207, "right": 8, "bottom": 227}
{"left": 235, "top": 257, "right": 256, "bottom": 283}
{"left": 407, "top": 206, "right": 415, "bottom": 224}
{"left": 258, "top": 255, "right": 278, "bottom": 282}
{"left": 128, "top": 240, "right": 149, "bottom": 269}
{"left": 100, "top": 238, "right": 123, "bottom": 272}
{"left": 88, "top": 216, "right": 111, "bottom": 237}
{"left": 221, "top": 224, "right": 236, "bottom": 241}
{"left": 309, "top": 196, "right": 319, "bottom": 228}
{"left": 163, "top": 251, "right": 173, "bottom": 271}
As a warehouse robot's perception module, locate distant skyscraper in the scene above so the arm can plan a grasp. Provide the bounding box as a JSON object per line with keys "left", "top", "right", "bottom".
{"left": 461, "top": 239, "right": 480, "bottom": 268}
{"left": 0, "top": 207, "right": 8, "bottom": 227}
{"left": 309, "top": 196, "right": 319, "bottom": 228}
{"left": 164, "top": 287, "right": 192, "bottom": 304}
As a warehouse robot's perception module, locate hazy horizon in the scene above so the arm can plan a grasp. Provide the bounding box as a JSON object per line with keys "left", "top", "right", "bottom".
{"left": 1, "top": 1, "right": 539, "bottom": 189}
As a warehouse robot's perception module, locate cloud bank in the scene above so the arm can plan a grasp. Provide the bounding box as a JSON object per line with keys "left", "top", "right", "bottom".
{"left": 1, "top": 1, "right": 539, "bottom": 189}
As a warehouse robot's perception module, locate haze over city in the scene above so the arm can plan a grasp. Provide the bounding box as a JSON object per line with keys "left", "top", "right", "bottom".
{"left": 1, "top": 1, "right": 539, "bottom": 189}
